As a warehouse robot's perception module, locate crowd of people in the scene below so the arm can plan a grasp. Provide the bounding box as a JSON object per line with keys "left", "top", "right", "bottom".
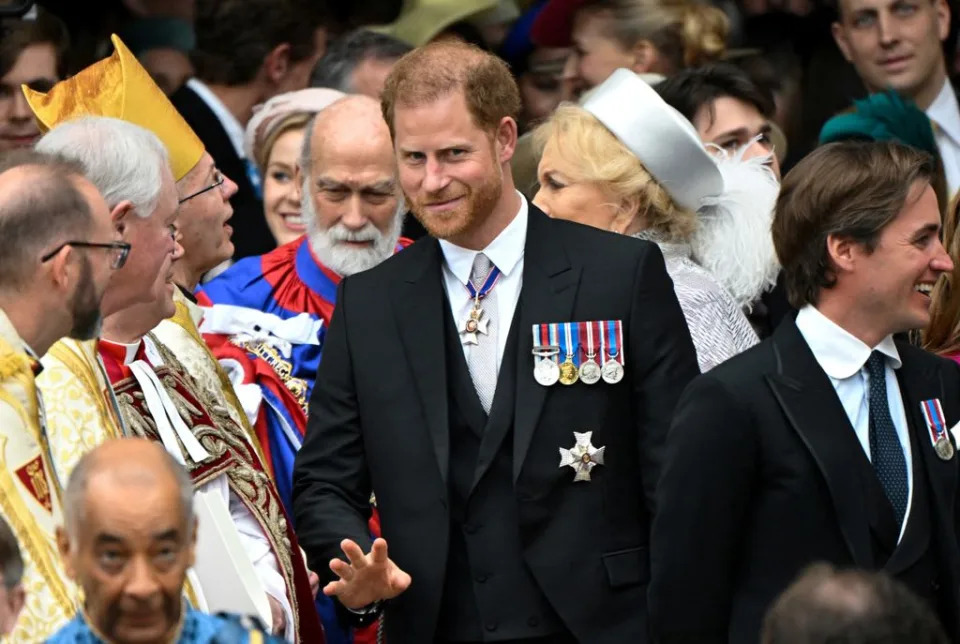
{"left": 2, "top": 0, "right": 960, "bottom": 642}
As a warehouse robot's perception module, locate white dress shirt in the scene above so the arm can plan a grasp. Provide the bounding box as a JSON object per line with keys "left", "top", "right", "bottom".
{"left": 186, "top": 78, "right": 247, "bottom": 161}
{"left": 439, "top": 193, "right": 527, "bottom": 370}
{"left": 795, "top": 305, "right": 913, "bottom": 541}
{"left": 927, "top": 78, "right": 960, "bottom": 199}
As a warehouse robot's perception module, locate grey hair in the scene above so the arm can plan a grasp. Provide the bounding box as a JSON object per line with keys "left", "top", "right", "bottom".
{"left": 36, "top": 116, "right": 170, "bottom": 218}
{"left": 310, "top": 28, "right": 411, "bottom": 93}
{"left": 63, "top": 442, "right": 195, "bottom": 538}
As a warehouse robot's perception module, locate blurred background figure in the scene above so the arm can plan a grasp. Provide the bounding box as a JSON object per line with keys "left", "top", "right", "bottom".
{"left": 244, "top": 88, "right": 346, "bottom": 246}
{"left": 924, "top": 194, "right": 960, "bottom": 362}
{"left": 499, "top": 1, "right": 570, "bottom": 134}
{"left": 0, "top": 516, "right": 24, "bottom": 637}
{"left": 171, "top": 0, "right": 331, "bottom": 261}
{"left": 50, "top": 439, "right": 286, "bottom": 644}
{"left": 830, "top": 0, "right": 959, "bottom": 199}
{"left": 0, "top": 9, "right": 67, "bottom": 151}
{"left": 311, "top": 29, "right": 411, "bottom": 97}
{"left": 761, "top": 564, "right": 950, "bottom": 644}
{"left": 118, "top": 15, "right": 195, "bottom": 95}
{"left": 531, "top": 0, "right": 730, "bottom": 101}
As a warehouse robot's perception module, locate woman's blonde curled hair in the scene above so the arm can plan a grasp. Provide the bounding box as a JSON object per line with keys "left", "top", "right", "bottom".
{"left": 580, "top": 0, "right": 729, "bottom": 72}
{"left": 532, "top": 104, "right": 697, "bottom": 242}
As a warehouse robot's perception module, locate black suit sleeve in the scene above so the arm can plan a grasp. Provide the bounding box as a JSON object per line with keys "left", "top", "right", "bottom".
{"left": 628, "top": 245, "right": 700, "bottom": 514}
{"left": 293, "top": 278, "right": 374, "bottom": 581}
{"left": 648, "top": 373, "right": 758, "bottom": 644}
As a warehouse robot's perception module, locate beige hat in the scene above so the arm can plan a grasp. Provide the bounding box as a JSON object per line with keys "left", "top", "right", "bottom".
{"left": 368, "top": 0, "right": 498, "bottom": 47}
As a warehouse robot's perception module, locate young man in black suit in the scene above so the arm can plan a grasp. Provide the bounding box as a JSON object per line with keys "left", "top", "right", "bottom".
{"left": 292, "top": 41, "right": 700, "bottom": 644}
{"left": 650, "top": 140, "right": 960, "bottom": 643}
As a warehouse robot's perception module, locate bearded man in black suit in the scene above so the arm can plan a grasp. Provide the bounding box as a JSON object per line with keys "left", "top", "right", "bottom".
{"left": 292, "top": 41, "right": 699, "bottom": 644}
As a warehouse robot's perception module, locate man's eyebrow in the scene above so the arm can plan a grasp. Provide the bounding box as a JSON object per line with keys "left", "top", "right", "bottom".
{"left": 94, "top": 533, "right": 125, "bottom": 546}
{"left": 153, "top": 529, "right": 180, "bottom": 541}
{"left": 364, "top": 179, "right": 397, "bottom": 193}
{"left": 316, "top": 177, "right": 396, "bottom": 192}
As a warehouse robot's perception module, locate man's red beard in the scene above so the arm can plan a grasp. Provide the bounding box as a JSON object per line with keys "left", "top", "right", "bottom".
{"left": 408, "top": 165, "right": 503, "bottom": 241}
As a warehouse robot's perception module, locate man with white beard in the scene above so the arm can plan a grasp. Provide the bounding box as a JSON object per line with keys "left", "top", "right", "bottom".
{"left": 198, "top": 94, "right": 407, "bottom": 517}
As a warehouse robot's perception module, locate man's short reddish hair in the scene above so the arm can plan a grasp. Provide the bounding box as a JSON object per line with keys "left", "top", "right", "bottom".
{"left": 380, "top": 40, "right": 522, "bottom": 139}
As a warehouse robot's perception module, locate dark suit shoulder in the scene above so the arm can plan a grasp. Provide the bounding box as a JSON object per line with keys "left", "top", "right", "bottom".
{"left": 688, "top": 336, "right": 781, "bottom": 401}
{"left": 897, "top": 340, "right": 960, "bottom": 380}
{"left": 547, "top": 216, "right": 661, "bottom": 264}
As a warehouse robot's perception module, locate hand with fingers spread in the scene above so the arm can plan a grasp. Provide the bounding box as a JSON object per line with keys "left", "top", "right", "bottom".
{"left": 323, "top": 537, "right": 412, "bottom": 609}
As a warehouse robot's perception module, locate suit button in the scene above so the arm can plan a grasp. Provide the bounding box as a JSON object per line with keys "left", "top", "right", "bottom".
{"left": 475, "top": 573, "right": 488, "bottom": 583}
{"left": 485, "top": 621, "right": 498, "bottom": 632}
{"left": 528, "top": 616, "right": 540, "bottom": 627}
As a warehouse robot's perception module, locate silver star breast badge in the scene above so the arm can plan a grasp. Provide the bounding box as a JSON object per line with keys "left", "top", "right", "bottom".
{"left": 559, "top": 431, "right": 605, "bottom": 482}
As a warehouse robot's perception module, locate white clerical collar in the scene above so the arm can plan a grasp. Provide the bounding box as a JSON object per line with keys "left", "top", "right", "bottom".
{"left": 795, "top": 305, "right": 902, "bottom": 380}
{"left": 186, "top": 78, "right": 247, "bottom": 160}
{"left": 927, "top": 78, "right": 960, "bottom": 146}
{"left": 439, "top": 192, "right": 527, "bottom": 287}
{"left": 99, "top": 338, "right": 143, "bottom": 366}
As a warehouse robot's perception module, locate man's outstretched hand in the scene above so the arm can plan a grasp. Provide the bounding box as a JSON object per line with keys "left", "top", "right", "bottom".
{"left": 323, "top": 538, "right": 412, "bottom": 609}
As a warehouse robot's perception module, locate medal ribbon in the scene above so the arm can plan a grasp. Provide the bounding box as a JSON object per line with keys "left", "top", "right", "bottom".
{"left": 579, "top": 321, "right": 597, "bottom": 360}
{"left": 921, "top": 399, "right": 948, "bottom": 445}
{"left": 562, "top": 323, "right": 579, "bottom": 364}
{"left": 604, "top": 320, "right": 618, "bottom": 362}
{"left": 464, "top": 265, "right": 502, "bottom": 301}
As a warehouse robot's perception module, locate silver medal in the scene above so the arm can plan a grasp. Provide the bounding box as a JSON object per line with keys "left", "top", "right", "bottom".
{"left": 601, "top": 359, "right": 624, "bottom": 384}
{"left": 534, "top": 357, "right": 560, "bottom": 386}
{"left": 579, "top": 358, "right": 601, "bottom": 385}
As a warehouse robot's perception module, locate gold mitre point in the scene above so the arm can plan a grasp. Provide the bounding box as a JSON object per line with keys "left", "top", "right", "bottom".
{"left": 23, "top": 34, "right": 204, "bottom": 180}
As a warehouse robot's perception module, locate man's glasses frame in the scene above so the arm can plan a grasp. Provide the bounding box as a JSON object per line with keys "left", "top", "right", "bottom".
{"left": 179, "top": 170, "right": 226, "bottom": 204}
{"left": 41, "top": 241, "right": 131, "bottom": 269}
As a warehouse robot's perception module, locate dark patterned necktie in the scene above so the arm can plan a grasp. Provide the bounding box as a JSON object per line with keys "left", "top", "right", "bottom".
{"left": 865, "top": 351, "right": 909, "bottom": 528}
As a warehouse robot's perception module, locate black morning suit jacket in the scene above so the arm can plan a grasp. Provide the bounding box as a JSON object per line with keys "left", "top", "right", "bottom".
{"left": 649, "top": 316, "right": 960, "bottom": 643}
{"left": 170, "top": 82, "right": 276, "bottom": 259}
{"left": 293, "top": 205, "right": 701, "bottom": 643}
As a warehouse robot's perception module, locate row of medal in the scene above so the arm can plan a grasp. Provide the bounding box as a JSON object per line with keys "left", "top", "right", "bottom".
{"left": 532, "top": 320, "right": 626, "bottom": 387}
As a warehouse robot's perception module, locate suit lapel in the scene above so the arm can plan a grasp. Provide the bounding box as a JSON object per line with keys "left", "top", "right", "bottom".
{"left": 895, "top": 345, "right": 958, "bottom": 544}
{"left": 513, "top": 207, "right": 581, "bottom": 482}
{"left": 390, "top": 240, "right": 451, "bottom": 487}
{"left": 765, "top": 319, "right": 873, "bottom": 567}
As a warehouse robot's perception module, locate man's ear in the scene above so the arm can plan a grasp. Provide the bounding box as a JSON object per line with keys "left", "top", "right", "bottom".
{"left": 826, "top": 233, "right": 859, "bottom": 274}
{"left": 293, "top": 163, "right": 305, "bottom": 205}
{"left": 496, "top": 116, "right": 519, "bottom": 165}
{"left": 936, "top": 0, "right": 951, "bottom": 42}
{"left": 263, "top": 43, "right": 292, "bottom": 85}
{"left": 45, "top": 245, "right": 76, "bottom": 293}
{"left": 111, "top": 200, "right": 136, "bottom": 239}
{"left": 55, "top": 526, "right": 77, "bottom": 581}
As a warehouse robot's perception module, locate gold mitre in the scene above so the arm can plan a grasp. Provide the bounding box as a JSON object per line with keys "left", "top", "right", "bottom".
{"left": 23, "top": 34, "right": 204, "bottom": 180}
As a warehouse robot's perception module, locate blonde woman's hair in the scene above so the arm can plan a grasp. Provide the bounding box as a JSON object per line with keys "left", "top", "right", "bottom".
{"left": 581, "top": 0, "right": 729, "bottom": 72}
{"left": 532, "top": 103, "right": 697, "bottom": 242}
{"left": 255, "top": 112, "right": 314, "bottom": 171}
{"left": 923, "top": 192, "right": 960, "bottom": 356}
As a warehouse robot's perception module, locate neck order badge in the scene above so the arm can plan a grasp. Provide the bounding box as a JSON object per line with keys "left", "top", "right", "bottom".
{"left": 460, "top": 265, "right": 502, "bottom": 346}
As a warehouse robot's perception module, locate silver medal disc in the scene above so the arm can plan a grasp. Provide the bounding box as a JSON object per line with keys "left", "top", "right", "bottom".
{"left": 936, "top": 436, "right": 955, "bottom": 461}
{"left": 534, "top": 358, "right": 560, "bottom": 386}
{"left": 601, "top": 359, "right": 624, "bottom": 384}
{"left": 579, "top": 359, "right": 601, "bottom": 385}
